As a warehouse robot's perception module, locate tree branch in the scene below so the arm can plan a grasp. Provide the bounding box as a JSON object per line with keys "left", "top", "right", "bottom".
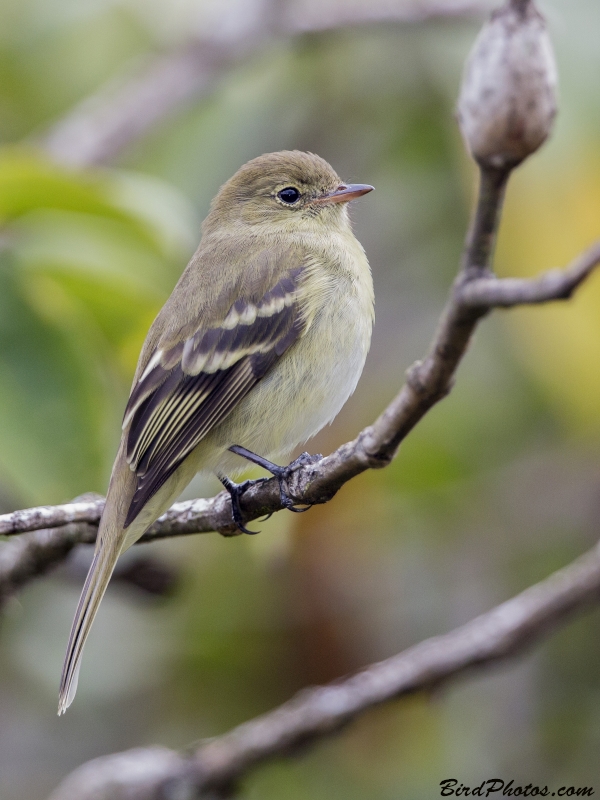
{"left": 3, "top": 233, "right": 599, "bottom": 550}
{"left": 0, "top": 492, "right": 179, "bottom": 609}
{"left": 462, "top": 240, "right": 600, "bottom": 306}
{"left": 282, "top": 0, "right": 487, "bottom": 33}
{"left": 40, "top": 37, "right": 258, "bottom": 168}
{"left": 39, "top": 0, "right": 487, "bottom": 168}
{"left": 0, "top": 523, "right": 97, "bottom": 610}
{"left": 47, "top": 535, "right": 600, "bottom": 800}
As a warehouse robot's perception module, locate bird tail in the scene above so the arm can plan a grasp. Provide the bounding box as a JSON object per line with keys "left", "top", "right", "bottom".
{"left": 57, "top": 541, "right": 121, "bottom": 715}
{"left": 57, "top": 444, "right": 197, "bottom": 714}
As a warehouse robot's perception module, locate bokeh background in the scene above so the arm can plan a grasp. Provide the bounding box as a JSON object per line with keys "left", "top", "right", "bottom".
{"left": 1, "top": 0, "right": 600, "bottom": 797}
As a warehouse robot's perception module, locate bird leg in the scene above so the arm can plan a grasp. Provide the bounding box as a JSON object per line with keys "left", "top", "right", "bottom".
{"left": 228, "top": 445, "right": 320, "bottom": 513}
{"left": 219, "top": 474, "right": 266, "bottom": 535}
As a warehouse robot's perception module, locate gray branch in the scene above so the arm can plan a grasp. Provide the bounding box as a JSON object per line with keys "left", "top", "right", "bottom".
{"left": 0, "top": 497, "right": 105, "bottom": 538}
{"left": 0, "top": 523, "right": 97, "bottom": 610}
{"left": 283, "top": 0, "right": 487, "bottom": 33}
{"left": 0, "top": 492, "right": 179, "bottom": 609}
{"left": 40, "top": 36, "right": 258, "bottom": 168}
{"left": 3, "top": 233, "right": 599, "bottom": 550}
{"left": 462, "top": 241, "right": 600, "bottom": 306}
{"left": 47, "top": 536, "right": 600, "bottom": 800}
{"left": 40, "top": 0, "right": 487, "bottom": 168}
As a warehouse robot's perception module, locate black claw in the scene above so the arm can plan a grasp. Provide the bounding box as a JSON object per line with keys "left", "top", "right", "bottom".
{"left": 220, "top": 475, "right": 264, "bottom": 534}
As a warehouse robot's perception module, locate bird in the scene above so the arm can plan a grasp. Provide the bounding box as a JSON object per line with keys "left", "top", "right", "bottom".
{"left": 58, "top": 150, "right": 374, "bottom": 714}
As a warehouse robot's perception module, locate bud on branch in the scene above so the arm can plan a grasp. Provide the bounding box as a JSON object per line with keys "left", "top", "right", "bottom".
{"left": 457, "top": 0, "right": 558, "bottom": 170}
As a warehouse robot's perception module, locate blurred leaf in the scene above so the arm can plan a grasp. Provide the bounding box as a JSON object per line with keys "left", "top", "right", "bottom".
{"left": 0, "top": 149, "right": 196, "bottom": 502}
{"left": 0, "top": 255, "right": 104, "bottom": 502}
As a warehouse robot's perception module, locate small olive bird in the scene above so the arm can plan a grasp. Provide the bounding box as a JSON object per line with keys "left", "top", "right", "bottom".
{"left": 58, "top": 150, "right": 374, "bottom": 713}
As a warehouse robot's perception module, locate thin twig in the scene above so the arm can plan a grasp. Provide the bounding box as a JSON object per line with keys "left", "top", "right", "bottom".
{"left": 282, "top": 0, "right": 487, "bottom": 33}
{"left": 41, "top": 37, "right": 256, "bottom": 168}
{"left": 462, "top": 240, "right": 600, "bottom": 306}
{"left": 40, "top": 0, "right": 486, "bottom": 167}
{"left": 47, "top": 536, "right": 600, "bottom": 800}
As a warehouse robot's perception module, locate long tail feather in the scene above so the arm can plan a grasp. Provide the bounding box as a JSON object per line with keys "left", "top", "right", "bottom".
{"left": 57, "top": 544, "right": 120, "bottom": 715}
{"left": 57, "top": 444, "right": 197, "bottom": 714}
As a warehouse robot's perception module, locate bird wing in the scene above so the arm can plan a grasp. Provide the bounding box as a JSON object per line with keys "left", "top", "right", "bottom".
{"left": 121, "top": 266, "right": 306, "bottom": 527}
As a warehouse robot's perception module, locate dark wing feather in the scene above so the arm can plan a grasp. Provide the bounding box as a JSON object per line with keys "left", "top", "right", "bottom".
{"left": 122, "top": 268, "right": 304, "bottom": 528}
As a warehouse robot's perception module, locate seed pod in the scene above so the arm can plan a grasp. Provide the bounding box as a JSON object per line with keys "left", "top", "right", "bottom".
{"left": 457, "top": 0, "right": 558, "bottom": 170}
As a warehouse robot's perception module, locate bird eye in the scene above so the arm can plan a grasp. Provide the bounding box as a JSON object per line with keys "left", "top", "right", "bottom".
{"left": 277, "top": 187, "right": 301, "bottom": 204}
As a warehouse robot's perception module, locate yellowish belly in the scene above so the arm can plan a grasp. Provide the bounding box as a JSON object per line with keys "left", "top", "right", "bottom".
{"left": 198, "top": 287, "right": 373, "bottom": 476}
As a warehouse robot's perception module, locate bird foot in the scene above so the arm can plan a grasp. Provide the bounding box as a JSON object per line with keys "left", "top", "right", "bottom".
{"left": 219, "top": 475, "right": 267, "bottom": 535}
{"left": 228, "top": 445, "right": 321, "bottom": 514}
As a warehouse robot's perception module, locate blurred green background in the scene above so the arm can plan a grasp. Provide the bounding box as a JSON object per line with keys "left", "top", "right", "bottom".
{"left": 1, "top": 0, "right": 600, "bottom": 797}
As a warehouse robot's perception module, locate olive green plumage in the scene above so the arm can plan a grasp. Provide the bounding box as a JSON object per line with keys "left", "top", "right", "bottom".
{"left": 58, "top": 150, "right": 374, "bottom": 713}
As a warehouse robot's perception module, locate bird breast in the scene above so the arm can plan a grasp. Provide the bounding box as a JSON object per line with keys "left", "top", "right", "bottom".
{"left": 208, "top": 233, "right": 374, "bottom": 470}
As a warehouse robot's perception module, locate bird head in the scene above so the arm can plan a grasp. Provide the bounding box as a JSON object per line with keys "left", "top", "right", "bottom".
{"left": 203, "top": 150, "right": 373, "bottom": 233}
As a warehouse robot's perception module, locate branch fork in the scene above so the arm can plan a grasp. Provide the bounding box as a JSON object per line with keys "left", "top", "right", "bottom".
{"left": 4, "top": 226, "right": 599, "bottom": 547}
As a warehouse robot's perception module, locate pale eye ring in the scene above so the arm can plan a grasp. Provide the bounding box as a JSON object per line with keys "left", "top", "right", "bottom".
{"left": 277, "top": 187, "right": 301, "bottom": 204}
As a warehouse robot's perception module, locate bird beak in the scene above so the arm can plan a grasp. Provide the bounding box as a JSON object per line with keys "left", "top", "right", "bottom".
{"left": 314, "top": 183, "right": 374, "bottom": 205}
